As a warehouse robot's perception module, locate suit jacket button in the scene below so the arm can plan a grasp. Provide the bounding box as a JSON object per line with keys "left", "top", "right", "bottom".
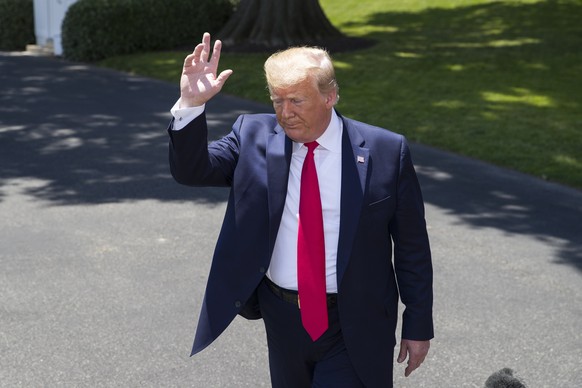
{"left": 259, "top": 267, "right": 266, "bottom": 273}
{"left": 234, "top": 300, "right": 242, "bottom": 308}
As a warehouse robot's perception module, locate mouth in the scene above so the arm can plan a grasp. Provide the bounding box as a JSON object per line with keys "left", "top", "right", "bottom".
{"left": 283, "top": 122, "right": 300, "bottom": 130}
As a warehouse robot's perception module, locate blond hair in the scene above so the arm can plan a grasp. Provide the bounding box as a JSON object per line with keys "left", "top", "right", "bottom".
{"left": 264, "top": 46, "right": 339, "bottom": 103}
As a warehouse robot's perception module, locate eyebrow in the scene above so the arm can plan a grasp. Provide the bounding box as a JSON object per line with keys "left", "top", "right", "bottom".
{"left": 270, "top": 92, "right": 306, "bottom": 100}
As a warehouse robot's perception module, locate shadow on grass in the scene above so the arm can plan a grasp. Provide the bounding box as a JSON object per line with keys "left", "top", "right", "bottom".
{"left": 334, "top": 0, "right": 581, "bottom": 188}
{"left": 0, "top": 0, "right": 580, "bottom": 272}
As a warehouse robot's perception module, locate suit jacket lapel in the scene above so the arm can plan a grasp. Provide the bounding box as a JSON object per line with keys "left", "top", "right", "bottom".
{"left": 266, "top": 125, "right": 292, "bottom": 259}
{"left": 265, "top": 116, "right": 368, "bottom": 288}
{"left": 337, "top": 117, "right": 368, "bottom": 288}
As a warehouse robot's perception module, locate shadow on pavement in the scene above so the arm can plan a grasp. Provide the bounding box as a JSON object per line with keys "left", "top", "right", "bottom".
{"left": 412, "top": 143, "right": 582, "bottom": 273}
{"left": 0, "top": 53, "right": 243, "bottom": 205}
{"left": 1, "top": 52, "right": 580, "bottom": 273}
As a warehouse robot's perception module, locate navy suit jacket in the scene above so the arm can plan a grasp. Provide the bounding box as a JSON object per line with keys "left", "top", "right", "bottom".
{"left": 168, "top": 110, "right": 433, "bottom": 387}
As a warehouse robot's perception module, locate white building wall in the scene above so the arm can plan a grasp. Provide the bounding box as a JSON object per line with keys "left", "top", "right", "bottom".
{"left": 33, "top": 0, "right": 79, "bottom": 55}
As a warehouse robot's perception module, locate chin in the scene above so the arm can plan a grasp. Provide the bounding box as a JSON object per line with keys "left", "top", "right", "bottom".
{"left": 283, "top": 128, "right": 306, "bottom": 142}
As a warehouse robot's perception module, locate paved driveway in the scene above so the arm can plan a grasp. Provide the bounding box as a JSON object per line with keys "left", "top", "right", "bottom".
{"left": 1, "top": 52, "right": 581, "bottom": 387}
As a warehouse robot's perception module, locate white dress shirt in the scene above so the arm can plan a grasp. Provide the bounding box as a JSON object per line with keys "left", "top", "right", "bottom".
{"left": 169, "top": 101, "right": 343, "bottom": 293}
{"left": 267, "top": 110, "right": 342, "bottom": 293}
{"left": 170, "top": 99, "right": 205, "bottom": 131}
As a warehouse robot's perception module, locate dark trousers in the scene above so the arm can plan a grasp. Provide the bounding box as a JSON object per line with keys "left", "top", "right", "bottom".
{"left": 257, "top": 279, "right": 377, "bottom": 388}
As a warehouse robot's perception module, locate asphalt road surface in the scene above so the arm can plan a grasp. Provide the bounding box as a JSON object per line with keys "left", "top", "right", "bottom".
{"left": 1, "top": 52, "right": 581, "bottom": 387}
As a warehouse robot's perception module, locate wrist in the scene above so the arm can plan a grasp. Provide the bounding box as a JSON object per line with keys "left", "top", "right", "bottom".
{"left": 179, "top": 97, "right": 206, "bottom": 109}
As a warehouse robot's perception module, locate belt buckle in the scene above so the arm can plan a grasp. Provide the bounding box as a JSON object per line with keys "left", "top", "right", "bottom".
{"left": 297, "top": 295, "right": 300, "bottom": 309}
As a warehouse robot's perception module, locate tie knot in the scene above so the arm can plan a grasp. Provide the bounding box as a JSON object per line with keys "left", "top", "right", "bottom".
{"left": 305, "top": 141, "right": 318, "bottom": 152}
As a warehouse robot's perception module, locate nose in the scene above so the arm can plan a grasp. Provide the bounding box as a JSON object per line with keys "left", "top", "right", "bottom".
{"left": 280, "top": 101, "right": 295, "bottom": 119}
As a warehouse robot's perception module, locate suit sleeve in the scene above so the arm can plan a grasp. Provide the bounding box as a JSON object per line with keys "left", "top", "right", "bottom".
{"left": 167, "top": 112, "right": 242, "bottom": 187}
{"left": 391, "top": 137, "right": 434, "bottom": 341}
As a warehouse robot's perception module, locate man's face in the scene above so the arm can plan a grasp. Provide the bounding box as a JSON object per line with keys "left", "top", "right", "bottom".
{"left": 270, "top": 77, "right": 336, "bottom": 143}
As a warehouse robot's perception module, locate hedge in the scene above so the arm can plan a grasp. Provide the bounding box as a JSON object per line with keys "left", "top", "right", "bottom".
{"left": 0, "top": 0, "right": 35, "bottom": 51}
{"left": 62, "top": 0, "right": 235, "bottom": 61}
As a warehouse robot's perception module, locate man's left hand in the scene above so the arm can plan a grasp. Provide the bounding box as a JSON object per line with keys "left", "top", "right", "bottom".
{"left": 397, "top": 339, "right": 430, "bottom": 377}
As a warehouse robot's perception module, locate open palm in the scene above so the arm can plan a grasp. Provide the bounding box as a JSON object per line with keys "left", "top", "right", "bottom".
{"left": 180, "top": 33, "right": 233, "bottom": 108}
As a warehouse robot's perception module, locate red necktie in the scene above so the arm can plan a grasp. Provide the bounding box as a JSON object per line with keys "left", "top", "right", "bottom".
{"left": 297, "top": 141, "right": 328, "bottom": 341}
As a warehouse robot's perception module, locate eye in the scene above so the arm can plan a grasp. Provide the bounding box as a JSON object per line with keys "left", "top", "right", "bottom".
{"left": 291, "top": 98, "right": 303, "bottom": 105}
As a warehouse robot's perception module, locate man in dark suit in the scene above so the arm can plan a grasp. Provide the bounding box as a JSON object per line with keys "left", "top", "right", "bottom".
{"left": 168, "top": 33, "right": 433, "bottom": 387}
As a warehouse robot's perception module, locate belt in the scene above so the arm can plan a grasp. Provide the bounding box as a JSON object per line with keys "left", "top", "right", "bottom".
{"left": 264, "top": 277, "right": 337, "bottom": 309}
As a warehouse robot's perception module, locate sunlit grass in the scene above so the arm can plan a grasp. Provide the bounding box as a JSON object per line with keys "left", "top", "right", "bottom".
{"left": 98, "top": 0, "right": 582, "bottom": 189}
{"left": 481, "top": 89, "right": 555, "bottom": 107}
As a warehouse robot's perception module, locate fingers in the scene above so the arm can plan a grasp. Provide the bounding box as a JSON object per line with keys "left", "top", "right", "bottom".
{"left": 184, "top": 33, "right": 225, "bottom": 72}
{"left": 397, "top": 339, "right": 430, "bottom": 377}
{"left": 200, "top": 32, "right": 211, "bottom": 63}
{"left": 404, "top": 363, "right": 416, "bottom": 377}
{"left": 396, "top": 342, "right": 414, "bottom": 377}
{"left": 216, "top": 69, "right": 234, "bottom": 87}
{"left": 397, "top": 342, "right": 407, "bottom": 364}
{"left": 183, "top": 43, "right": 203, "bottom": 70}
{"left": 210, "top": 38, "right": 223, "bottom": 68}
{"left": 179, "top": 33, "right": 232, "bottom": 105}
{"left": 404, "top": 353, "right": 426, "bottom": 377}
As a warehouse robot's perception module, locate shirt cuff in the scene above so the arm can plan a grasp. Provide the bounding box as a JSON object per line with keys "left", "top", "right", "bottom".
{"left": 170, "top": 98, "right": 205, "bottom": 131}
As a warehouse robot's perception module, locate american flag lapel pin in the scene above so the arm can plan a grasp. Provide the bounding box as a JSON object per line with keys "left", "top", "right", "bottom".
{"left": 357, "top": 155, "right": 365, "bottom": 164}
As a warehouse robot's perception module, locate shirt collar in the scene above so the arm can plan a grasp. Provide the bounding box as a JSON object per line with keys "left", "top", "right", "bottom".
{"left": 293, "top": 109, "right": 343, "bottom": 153}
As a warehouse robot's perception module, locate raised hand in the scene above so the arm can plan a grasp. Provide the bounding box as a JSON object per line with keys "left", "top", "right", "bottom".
{"left": 180, "top": 32, "right": 233, "bottom": 108}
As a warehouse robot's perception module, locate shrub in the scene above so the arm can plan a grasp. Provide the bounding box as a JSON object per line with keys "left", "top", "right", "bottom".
{"left": 61, "top": 0, "right": 235, "bottom": 61}
{"left": 0, "top": 0, "right": 35, "bottom": 51}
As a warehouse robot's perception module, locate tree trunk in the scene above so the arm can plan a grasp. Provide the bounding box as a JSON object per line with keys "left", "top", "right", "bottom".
{"left": 218, "top": 0, "right": 344, "bottom": 50}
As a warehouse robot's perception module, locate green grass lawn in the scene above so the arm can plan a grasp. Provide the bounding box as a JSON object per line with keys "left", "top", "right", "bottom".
{"left": 99, "top": 0, "right": 582, "bottom": 189}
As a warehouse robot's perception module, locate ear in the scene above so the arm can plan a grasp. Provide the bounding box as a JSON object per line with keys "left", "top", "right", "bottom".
{"left": 325, "top": 90, "right": 338, "bottom": 108}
